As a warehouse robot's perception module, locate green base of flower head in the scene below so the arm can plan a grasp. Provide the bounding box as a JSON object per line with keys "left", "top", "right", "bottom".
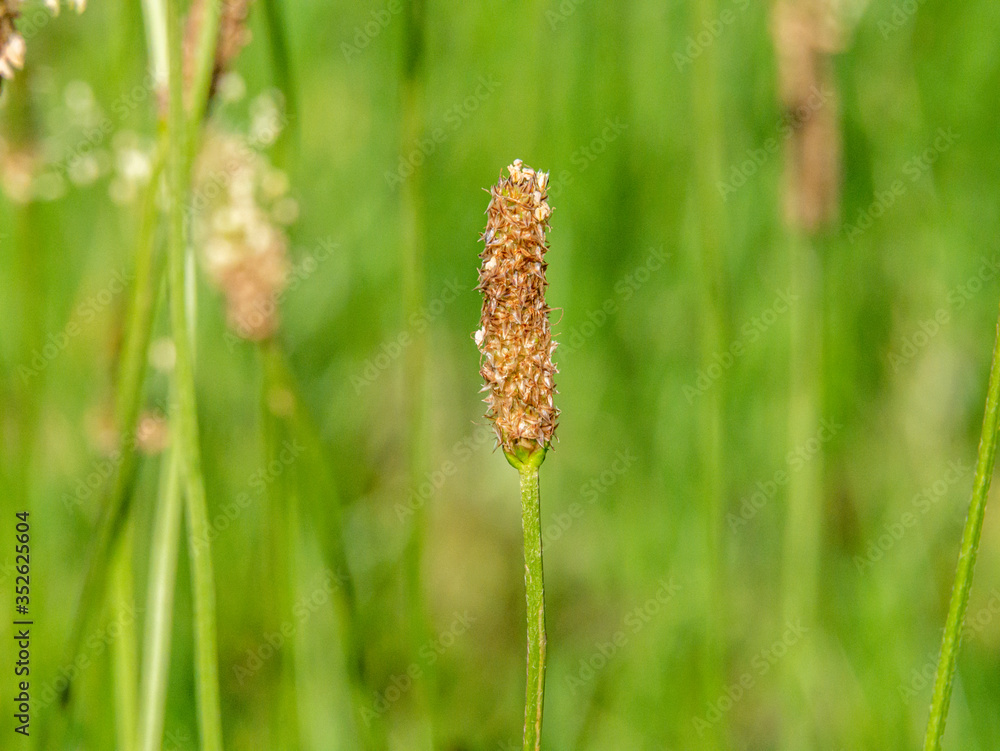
{"left": 504, "top": 443, "right": 547, "bottom": 472}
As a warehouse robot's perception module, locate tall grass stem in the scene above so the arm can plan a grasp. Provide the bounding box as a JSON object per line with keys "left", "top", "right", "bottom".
{"left": 61, "top": 145, "right": 165, "bottom": 708}
{"left": 166, "top": 0, "right": 224, "bottom": 747}
{"left": 111, "top": 525, "right": 139, "bottom": 751}
{"left": 137, "top": 449, "right": 183, "bottom": 751}
{"left": 399, "top": 1, "right": 435, "bottom": 744}
{"left": 260, "top": 0, "right": 299, "bottom": 165}
{"left": 690, "top": 0, "right": 729, "bottom": 743}
{"left": 264, "top": 341, "right": 377, "bottom": 748}
{"left": 779, "top": 232, "right": 823, "bottom": 748}
{"left": 261, "top": 345, "right": 301, "bottom": 749}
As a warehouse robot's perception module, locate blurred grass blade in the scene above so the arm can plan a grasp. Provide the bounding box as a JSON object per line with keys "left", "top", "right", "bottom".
{"left": 690, "top": 0, "right": 729, "bottom": 743}
{"left": 111, "top": 525, "right": 140, "bottom": 751}
{"left": 261, "top": 345, "right": 301, "bottom": 749}
{"left": 263, "top": 340, "right": 377, "bottom": 748}
{"left": 60, "top": 147, "right": 165, "bottom": 708}
{"left": 260, "top": 0, "right": 299, "bottom": 165}
{"left": 165, "top": 0, "right": 225, "bottom": 746}
{"left": 186, "top": 2, "right": 222, "bottom": 145}
{"left": 137, "top": 449, "right": 184, "bottom": 751}
{"left": 399, "top": 0, "right": 436, "bottom": 745}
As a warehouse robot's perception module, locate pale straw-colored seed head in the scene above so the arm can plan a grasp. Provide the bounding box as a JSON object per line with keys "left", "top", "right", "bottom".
{"left": 135, "top": 411, "right": 170, "bottom": 455}
{"left": 1, "top": 0, "right": 84, "bottom": 91}
{"left": 0, "top": 140, "right": 37, "bottom": 204}
{"left": 476, "top": 159, "right": 559, "bottom": 462}
{"left": 46, "top": 0, "right": 86, "bottom": 15}
{"left": 0, "top": 1, "right": 23, "bottom": 88}
{"left": 193, "top": 129, "right": 290, "bottom": 341}
{"left": 184, "top": 0, "right": 253, "bottom": 109}
{"left": 772, "top": 0, "right": 843, "bottom": 234}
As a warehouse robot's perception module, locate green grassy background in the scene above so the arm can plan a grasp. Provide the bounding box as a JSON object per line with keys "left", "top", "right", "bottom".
{"left": 2, "top": 0, "right": 1000, "bottom": 749}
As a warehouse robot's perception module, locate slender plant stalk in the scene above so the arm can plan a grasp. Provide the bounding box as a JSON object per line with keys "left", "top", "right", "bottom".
{"left": 399, "top": 1, "right": 436, "bottom": 744}
{"left": 265, "top": 341, "right": 377, "bottom": 749}
{"left": 141, "top": 0, "right": 169, "bottom": 86}
{"left": 166, "top": 0, "right": 224, "bottom": 747}
{"left": 779, "top": 232, "right": 823, "bottom": 750}
{"left": 260, "top": 346, "right": 301, "bottom": 750}
{"left": 400, "top": 6, "right": 429, "bottom": 590}
{"left": 690, "top": 0, "right": 728, "bottom": 743}
{"left": 137, "top": 449, "right": 184, "bottom": 751}
{"left": 783, "top": 238, "right": 822, "bottom": 616}
{"left": 57, "top": 0, "right": 220, "bottom": 735}
{"left": 64, "top": 0, "right": 220, "bottom": 711}
{"left": 111, "top": 525, "right": 140, "bottom": 751}
{"left": 60, "top": 148, "right": 166, "bottom": 708}
{"left": 116, "top": 151, "right": 167, "bottom": 430}
{"left": 519, "top": 461, "right": 546, "bottom": 751}
{"left": 185, "top": 0, "right": 221, "bottom": 147}
{"left": 262, "top": 345, "right": 378, "bottom": 749}
{"left": 9, "top": 76, "right": 43, "bottom": 447}
{"left": 260, "top": 0, "right": 299, "bottom": 165}
{"left": 277, "top": 458, "right": 301, "bottom": 749}
{"left": 923, "top": 299, "right": 1000, "bottom": 749}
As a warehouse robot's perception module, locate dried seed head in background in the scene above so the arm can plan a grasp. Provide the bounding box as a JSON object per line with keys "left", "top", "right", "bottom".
{"left": 184, "top": 0, "right": 253, "bottom": 108}
{"left": 135, "top": 411, "right": 170, "bottom": 455}
{"left": 193, "top": 129, "right": 294, "bottom": 342}
{"left": 45, "top": 0, "right": 87, "bottom": 15}
{"left": 772, "top": 0, "right": 843, "bottom": 235}
{"left": 1, "top": 0, "right": 85, "bottom": 93}
{"left": 0, "top": 139, "right": 36, "bottom": 203}
{"left": 0, "top": 0, "right": 25, "bottom": 88}
{"left": 475, "top": 159, "right": 559, "bottom": 459}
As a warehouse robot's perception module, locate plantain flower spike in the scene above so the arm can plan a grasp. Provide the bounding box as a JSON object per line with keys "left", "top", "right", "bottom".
{"left": 475, "top": 159, "right": 559, "bottom": 468}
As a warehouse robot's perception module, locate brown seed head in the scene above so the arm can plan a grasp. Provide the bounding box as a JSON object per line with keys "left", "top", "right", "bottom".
{"left": 0, "top": 0, "right": 84, "bottom": 93}
{"left": 136, "top": 411, "right": 170, "bottom": 456}
{"left": 475, "top": 159, "right": 558, "bottom": 460}
{"left": 772, "top": 0, "right": 843, "bottom": 234}
{"left": 183, "top": 0, "right": 253, "bottom": 109}
{"left": 0, "top": 142, "right": 37, "bottom": 203}
{"left": 0, "top": 1, "right": 25, "bottom": 90}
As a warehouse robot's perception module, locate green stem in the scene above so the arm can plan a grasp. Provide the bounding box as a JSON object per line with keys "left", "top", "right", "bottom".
{"left": 923, "top": 299, "right": 1000, "bottom": 749}
{"left": 260, "top": 0, "right": 299, "bottom": 166}
{"left": 690, "top": 0, "right": 728, "bottom": 743}
{"left": 779, "top": 232, "right": 822, "bottom": 750}
{"left": 166, "top": 1, "right": 224, "bottom": 748}
{"left": 518, "top": 462, "right": 546, "bottom": 751}
{"left": 186, "top": 0, "right": 222, "bottom": 146}
{"left": 784, "top": 239, "right": 823, "bottom": 614}
{"left": 137, "top": 449, "right": 184, "bottom": 751}
{"left": 279, "top": 469, "right": 301, "bottom": 748}
{"left": 399, "top": 1, "right": 435, "bottom": 744}
{"left": 111, "top": 524, "right": 139, "bottom": 751}
{"left": 62, "top": 0, "right": 221, "bottom": 722}
{"left": 60, "top": 145, "right": 166, "bottom": 708}
{"left": 260, "top": 345, "right": 300, "bottom": 750}
{"left": 116, "top": 149, "right": 167, "bottom": 430}
{"left": 263, "top": 342, "right": 376, "bottom": 749}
